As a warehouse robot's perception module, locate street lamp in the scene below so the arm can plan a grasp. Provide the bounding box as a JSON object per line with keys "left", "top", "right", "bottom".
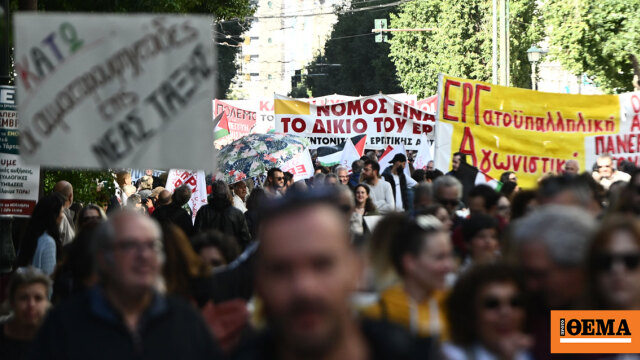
{"left": 527, "top": 45, "right": 543, "bottom": 90}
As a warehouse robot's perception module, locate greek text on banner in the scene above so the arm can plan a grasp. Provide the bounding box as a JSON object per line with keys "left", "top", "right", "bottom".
{"left": 274, "top": 94, "right": 436, "bottom": 151}
{"left": 434, "top": 74, "right": 620, "bottom": 189}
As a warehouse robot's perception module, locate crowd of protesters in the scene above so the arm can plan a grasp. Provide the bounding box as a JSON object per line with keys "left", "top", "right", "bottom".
{"left": 1, "top": 151, "right": 640, "bottom": 360}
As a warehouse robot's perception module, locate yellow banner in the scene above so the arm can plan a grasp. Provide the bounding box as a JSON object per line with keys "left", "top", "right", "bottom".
{"left": 434, "top": 75, "right": 620, "bottom": 189}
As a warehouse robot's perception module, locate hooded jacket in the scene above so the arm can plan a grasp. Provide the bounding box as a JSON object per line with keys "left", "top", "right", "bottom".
{"left": 194, "top": 196, "right": 252, "bottom": 250}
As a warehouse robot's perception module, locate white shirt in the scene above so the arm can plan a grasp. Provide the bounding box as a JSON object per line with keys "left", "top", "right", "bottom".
{"left": 367, "top": 178, "right": 395, "bottom": 213}
{"left": 232, "top": 194, "right": 247, "bottom": 213}
{"left": 392, "top": 174, "right": 403, "bottom": 210}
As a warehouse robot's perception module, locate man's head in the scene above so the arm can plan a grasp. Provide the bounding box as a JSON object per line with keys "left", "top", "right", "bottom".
{"left": 390, "top": 215, "right": 455, "bottom": 292}
{"left": 144, "top": 169, "right": 153, "bottom": 176}
{"left": 413, "top": 182, "right": 433, "bottom": 211}
{"left": 233, "top": 181, "right": 248, "bottom": 200}
{"left": 433, "top": 175, "right": 463, "bottom": 216}
{"left": 139, "top": 176, "right": 153, "bottom": 190}
{"left": 427, "top": 160, "right": 435, "bottom": 171}
{"left": 564, "top": 160, "right": 579, "bottom": 175}
{"left": 596, "top": 154, "right": 615, "bottom": 179}
{"left": 468, "top": 185, "right": 501, "bottom": 216}
{"left": 93, "top": 212, "right": 164, "bottom": 297}
{"left": 452, "top": 152, "right": 466, "bottom": 172}
{"left": 267, "top": 168, "right": 285, "bottom": 190}
{"left": 171, "top": 185, "right": 192, "bottom": 207}
{"left": 53, "top": 180, "right": 73, "bottom": 208}
{"left": 389, "top": 153, "right": 407, "bottom": 171}
{"left": 325, "top": 174, "right": 339, "bottom": 186}
{"left": 362, "top": 160, "right": 380, "bottom": 183}
{"left": 510, "top": 205, "right": 594, "bottom": 309}
{"left": 192, "top": 230, "right": 241, "bottom": 269}
{"left": 115, "top": 171, "right": 132, "bottom": 188}
{"left": 156, "top": 189, "right": 172, "bottom": 207}
{"left": 462, "top": 214, "right": 500, "bottom": 264}
{"left": 335, "top": 166, "right": 349, "bottom": 185}
{"left": 351, "top": 160, "right": 364, "bottom": 174}
{"left": 256, "top": 189, "right": 360, "bottom": 357}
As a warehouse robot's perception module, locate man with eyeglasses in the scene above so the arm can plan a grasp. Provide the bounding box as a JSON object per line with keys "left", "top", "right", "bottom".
{"left": 265, "top": 168, "right": 285, "bottom": 198}
{"left": 30, "top": 211, "right": 222, "bottom": 359}
{"left": 592, "top": 153, "right": 630, "bottom": 190}
{"left": 335, "top": 166, "right": 350, "bottom": 187}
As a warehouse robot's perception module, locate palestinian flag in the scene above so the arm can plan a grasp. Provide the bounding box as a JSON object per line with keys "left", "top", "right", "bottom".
{"left": 458, "top": 162, "right": 503, "bottom": 191}
{"left": 213, "top": 113, "right": 230, "bottom": 140}
{"left": 317, "top": 135, "right": 367, "bottom": 167}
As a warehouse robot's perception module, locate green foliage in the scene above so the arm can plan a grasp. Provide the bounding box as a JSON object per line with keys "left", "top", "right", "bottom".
{"left": 303, "top": 0, "right": 403, "bottom": 97}
{"left": 388, "top": 0, "right": 543, "bottom": 98}
{"left": 42, "top": 169, "right": 116, "bottom": 206}
{"left": 37, "top": 0, "right": 256, "bottom": 98}
{"left": 543, "top": 0, "right": 640, "bottom": 93}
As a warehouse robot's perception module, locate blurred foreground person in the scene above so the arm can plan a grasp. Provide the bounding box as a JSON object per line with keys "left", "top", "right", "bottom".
{"left": 509, "top": 205, "right": 594, "bottom": 360}
{"left": 29, "top": 211, "right": 221, "bottom": 360}
{"left": 0, "top": 267, "right": 51, "bottom": 360}
{"left": 362, "top": 215, "right": 454, "bottom": 339}
{"left": 74, "top": 204, "right": 107, "bottom": 232}
{"left": 192, "top": 230, "right": 241, "bottom": 270}
{"left": 443, "top": 264, "right": 531, "bottom": 360}
{"left": 234, "top": 189, "right": 421, "bottom": 360}
{"left": 587, "top": 217, "right": 640, "bottom": 310}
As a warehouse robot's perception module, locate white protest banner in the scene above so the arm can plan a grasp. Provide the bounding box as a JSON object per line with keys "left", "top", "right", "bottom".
{"left": 164, "top": 169, "right": 208, "bottom": 224}
{"left": 213, "top": 99, "right": 258, "bottom": 148}
{"left": 274, "top": 94, "right": 436, "bottom": 150}
{"left": 14, "top": 14, "right": 216, "bottom": 170}
{"left": 413, "top": 132, "right": 433, "bottom": 170}
{"left": 0, "top": 86, "right": 40, "bottom": 217}
{"left": 585, "top": 91, "right": 640, "bottom": 168}
{"left": 221, "top": 93, "right": 419, "bottom": 136}
{"left": 281, "top": 148, "right": 314, "bottom": 182}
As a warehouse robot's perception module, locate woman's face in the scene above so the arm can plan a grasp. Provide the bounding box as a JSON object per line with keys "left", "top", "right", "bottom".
{"left": 597, "top": 229, "right": 640, "bottom": 309}
{"left": 83, "top": 208, "right": 101, "bottom": 222}
{"left": 435, "top": 207, "right": 453, "bottom": 231}
{"left": 11, "top": 283, "right": 50, "bottom": 328}
{"left": 471, "top": 228, "right": 500, "bottom": 264}
{"left": 408, "top": 232, "right": 455, "bottom": 292}
{"left": 476, "top": 282, "right": 525, "bottom": 354}
{"left": 355, "top": 187, "right": 368, "bottom": 205}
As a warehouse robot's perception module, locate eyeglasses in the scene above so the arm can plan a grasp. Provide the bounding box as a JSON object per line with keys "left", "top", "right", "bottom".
{"left": 482, "top": 295, "right": 523, "bottom": 310}
{"left": 113, "top": 240, "right": 161, "bottom": 254}
{"left": 595, "top": 253, "right": 640, "bottom": 272}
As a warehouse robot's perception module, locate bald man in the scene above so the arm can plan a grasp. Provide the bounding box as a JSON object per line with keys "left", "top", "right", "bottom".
{"left": 564, "top": 160, "right": 579, "bottom": 175}
{"left": 54, "top": 180, "right": 75, "bottom": 245}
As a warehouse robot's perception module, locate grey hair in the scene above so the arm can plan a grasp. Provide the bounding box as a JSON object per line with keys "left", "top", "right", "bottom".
{"left": 325, "top": 173, "right": 339, "bottom": 183}
{"left": 92, "top": 211, "right": 164, "bottom": 281}
{"left": 334, "top": 166, "right": 348, "bottom": 175}
{"left": 509, "top": 205, "right": 595, "bottom": 267}
{"left": 433, "top": 175, "right": 463, "bottom": 200}
{"left": 335, "top": 184, "right": 355, "bottom": 209}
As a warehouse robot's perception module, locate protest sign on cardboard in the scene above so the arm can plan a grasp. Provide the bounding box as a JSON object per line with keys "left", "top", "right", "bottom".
{"left": 434, "top": 74, "right": 620, "bottom": 188}
{"left": 0, "top": 86, "right": 40, "bottom": 217}
{"left": 274, "top": 94, "right": 436, "bottom": 150}
{"left": 14, "top": 13, "right": 216, "bottom": 170}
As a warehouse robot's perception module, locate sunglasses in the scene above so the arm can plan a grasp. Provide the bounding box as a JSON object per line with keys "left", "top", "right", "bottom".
{"left": 275, "top": 177, "right": 284, "bottom": 181}
{"left": 482, "top": 296, "right": 523, "bottom": 310}
{"left": 595, "top": 253, "right": 640, "bottom": 272}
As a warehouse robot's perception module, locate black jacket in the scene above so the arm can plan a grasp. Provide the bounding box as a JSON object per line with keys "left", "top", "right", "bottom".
{"left": 151, "top": 203, "right": 194, "bottom": 238}
{"left": 231, "top": 318, "right": 432, "bottom": 360}
{"left": 28, "top": 287, "right": 221, "bottom": 360}
{"left": 382, "top": 167, "right": 408, "bottom": 210}
{"left": 194, "top": 199, "right": 252, "bottom": 250}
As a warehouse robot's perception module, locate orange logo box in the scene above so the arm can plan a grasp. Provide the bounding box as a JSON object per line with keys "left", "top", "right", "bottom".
{"left": 551, "top": 311, "right": 640, "bottom": 353}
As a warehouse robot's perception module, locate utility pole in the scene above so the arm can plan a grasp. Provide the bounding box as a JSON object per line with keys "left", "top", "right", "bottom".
{"left": 499, "top": 0, "right": 509, "bottom": 86}
{"left": 492, "top": 0, "right": 498, "bottom": 84}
